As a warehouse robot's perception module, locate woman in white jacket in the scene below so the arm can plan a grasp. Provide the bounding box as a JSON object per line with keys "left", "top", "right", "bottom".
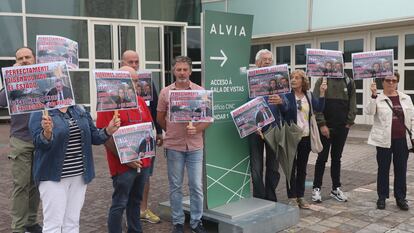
{"left": 365, "top": 71, "right": 414, "bottom": 211}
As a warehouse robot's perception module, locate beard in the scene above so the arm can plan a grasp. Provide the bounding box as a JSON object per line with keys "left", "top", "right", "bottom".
{"left": 176, "top": 77, "right": 189, "bottom": 83}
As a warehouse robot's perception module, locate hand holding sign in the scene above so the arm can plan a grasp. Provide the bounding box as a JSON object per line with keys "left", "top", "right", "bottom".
{"left": 105, "top": 113, "right": 121, "bottom": 135}
{"left": 187, "top": 121, "right": 197, "bottom": 135}
{"left": 268, "top": 94, "right": 283, "bottom": 105}
{"left": 320, "top": 78, "right": 327, "bottom": 97}
{"left": 370, "top": 82, "right": 377, "bottom": 97}
{"left": 41, "top": 110, "right": 53, "bottom": 140}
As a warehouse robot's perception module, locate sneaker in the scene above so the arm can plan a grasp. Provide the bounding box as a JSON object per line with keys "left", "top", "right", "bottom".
{"left": 330, "top": 187, "right": 348, "bottom": 202}
{"left": 312, "top": 188, "right": 322, "bottom": 203}
{"left": 396, "top": 199, "right": 409, "bottom": 211}
{"left": 25, "top": 223, "right": 42, "bottom": 233}
{"left": 140, "top": 209, "right": 161, "bottom": 223}
{"left": 192, "top": 222, "right": 207, "bottom": 233}
{"left": 172, "top": 224, "right": 184, "bottom": 233}
{"left": 377, "top": 198, "right": 386, "bottom": 210}
{"left": 297, "top": 197, "right": 310, "bottom": 209}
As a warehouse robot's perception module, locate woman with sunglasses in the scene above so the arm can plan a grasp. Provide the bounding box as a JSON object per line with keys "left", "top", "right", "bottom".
{"left": 365, "top": 71, "right": 414, "bottom": 210}
{"left": 287, "top": 70, "right": 327, "bottom": 208}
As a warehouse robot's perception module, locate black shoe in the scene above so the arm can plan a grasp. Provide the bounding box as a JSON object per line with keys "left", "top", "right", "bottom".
{"left": 192, "top": 222, "right": 207, "bottom": 233}
{"left": 172, "top": 224, "right": 184, "bottom": 233}
{"left": 25, "top": 223, "right": 42, "bottom": 233}
{"left": 396, "top": 199, "right": 409, "bottom": 211}
{"left": 376, "top": 198, "right": 385, "bottom": 210}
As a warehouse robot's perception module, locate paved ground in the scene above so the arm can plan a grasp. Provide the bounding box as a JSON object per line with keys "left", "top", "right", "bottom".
{"left": 1, "top": 123, "right": 414, "bottom": 232}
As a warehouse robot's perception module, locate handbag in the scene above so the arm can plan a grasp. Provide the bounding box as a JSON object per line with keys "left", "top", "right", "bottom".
{"left": 384, "top": 99, "right": 414, "bottom": 152}
{"left": 310, "top": 114, "right": 323, "bottom": 153}
{"left": 306, "top": 91, "right": 323, "bottom": 153}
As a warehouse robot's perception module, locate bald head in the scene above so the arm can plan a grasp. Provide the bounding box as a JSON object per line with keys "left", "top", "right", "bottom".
{"left": 122, "top": 50, "right": 139, "bottom": 71}
{"left": 120, "top": 66, "right": 139, "bottom": 91}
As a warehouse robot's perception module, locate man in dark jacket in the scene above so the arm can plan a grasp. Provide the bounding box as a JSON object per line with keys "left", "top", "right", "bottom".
{"left": 311, "top": 74, "right": 357, "bottom": 203}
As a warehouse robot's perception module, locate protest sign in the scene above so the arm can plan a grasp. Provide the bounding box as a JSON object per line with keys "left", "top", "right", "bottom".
{"left": 306, "top": 49, "right": 344, "bottom": 78}
{"left": 36, "top": 35, "right": 79, "bottom": 69}
{"left": 230, "top": 97, "right": 274, "bottom": 138}
{"left": 112, "top": 122, "right": 155, "bottom": 164}
{"left": 247, "top": 64, "right": 290, "bottom": 98}
{"left": 1, "top": 61, "right": 75, "bottom": 115}
{"left": 169, "top": 90, "right": 214, "bottom": 122}
{"left": 136, "top": 70, "right": 153, "bottom": 101}
{"left": 352, "top": 49, "right": 394, "bottom": 79}
{"left": 94, "top": 70, "right": 138, "bottom": 112}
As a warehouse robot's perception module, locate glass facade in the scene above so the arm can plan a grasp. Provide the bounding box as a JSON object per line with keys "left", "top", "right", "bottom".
{"left": 0, "top": 16, "right": 23, "bottom": 57}
{"left": 344, "top": 39, "right": 363, "bottom": 63}
{"left": 141, "top": 0, "right": 201, "bottom": 25}
{"left": 27, "top": 18, "right": 89, "bottom": 58}
{"left": 250, "top": 44, "right": 271, "bottom": 64}
{"left": 295, "top": 44, "right": 311, "bottom": 65}
{"left": 276, "top": 46, "right": 291, "bottom": 65}
{"left": 376, "top": 35, "right": 398, "bottom": 60}
{"left": 0, "top": 0, "right": 21, "bottom": 12}
{"left": 320, "top": 41, "right": 339, "bottom": 50}
{"left": 26, "top": 0, "right": 138, "bottom": 19}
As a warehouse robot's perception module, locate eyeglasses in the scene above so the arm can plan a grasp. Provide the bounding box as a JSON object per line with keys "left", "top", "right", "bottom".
{"left": 384, "top": 79, "right": 398, "bottom": 84}
{"left": 296, "top": 99, "right": 302, "bottom": 111}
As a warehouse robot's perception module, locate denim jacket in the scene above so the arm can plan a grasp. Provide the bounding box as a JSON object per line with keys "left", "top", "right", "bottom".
{"left": 29, "top": 105, "right": 109, "bottom": 185}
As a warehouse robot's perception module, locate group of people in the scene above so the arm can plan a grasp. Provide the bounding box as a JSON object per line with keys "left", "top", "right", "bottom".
{"left": 2, "top": 48, "right": 209, "bottom": 233}
{"left": 252, "top": 48, "right": 413, "bottom": 213}
{"left": 2, "top": 45, "right": 413, "bottom": 233}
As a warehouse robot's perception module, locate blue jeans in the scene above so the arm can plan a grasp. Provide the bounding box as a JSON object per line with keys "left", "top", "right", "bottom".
{"left": 108, "top": 168, "right": 149, "bottom": 233}
{"left": 166, "top": 149, "right": 203, "bottom": 229}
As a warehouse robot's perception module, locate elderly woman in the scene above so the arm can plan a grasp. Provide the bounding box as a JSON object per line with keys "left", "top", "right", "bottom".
{"left": 287, "top": 70, "right": 326, "bottom": 208}
{"left": 29, "top": 106, "right": 120, "bottom": 232}
{"left": 365, "top": 72, "right": 414, "bottom": 210}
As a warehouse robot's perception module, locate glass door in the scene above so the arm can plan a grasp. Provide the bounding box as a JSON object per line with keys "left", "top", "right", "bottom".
{"left": 89, "top": 20, "right": 138, "bottom": 117}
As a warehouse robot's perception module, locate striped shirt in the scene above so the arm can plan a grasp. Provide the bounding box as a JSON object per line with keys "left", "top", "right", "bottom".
{"left": 61, "top": 117, "right": 84, "bottom": 179}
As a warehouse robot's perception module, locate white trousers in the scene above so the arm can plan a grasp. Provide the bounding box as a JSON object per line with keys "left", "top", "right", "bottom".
{"left": 39, "top": 175, "right": 87, "bottom": 233}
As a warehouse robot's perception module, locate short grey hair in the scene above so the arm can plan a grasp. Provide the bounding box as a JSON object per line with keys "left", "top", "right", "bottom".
{"left": 255, "top": 49, "right": 272, "bottom": 62}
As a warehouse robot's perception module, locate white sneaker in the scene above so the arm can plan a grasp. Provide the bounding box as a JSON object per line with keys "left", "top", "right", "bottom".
{"left": 312, "top": 188, "right": 322, "bottom": 203}
{"left": 330, "top": 187, "right": 348, "bottom": 202}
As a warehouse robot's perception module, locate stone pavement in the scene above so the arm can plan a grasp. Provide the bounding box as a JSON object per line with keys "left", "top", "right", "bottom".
{"left": 1, "top": 123, "right": 414, "bottom": 232}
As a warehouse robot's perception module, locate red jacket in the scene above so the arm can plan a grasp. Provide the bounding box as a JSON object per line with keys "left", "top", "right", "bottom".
{"left": 96, "top": 97, "right": 153, "bottom": 177}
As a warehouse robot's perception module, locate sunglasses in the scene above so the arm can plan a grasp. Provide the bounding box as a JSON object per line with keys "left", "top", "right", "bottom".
{"left": 297, "top": 99, "right": 302, "bottom": 111}
{"left": 384, "top": 79, "right": 398, "bottom": 84}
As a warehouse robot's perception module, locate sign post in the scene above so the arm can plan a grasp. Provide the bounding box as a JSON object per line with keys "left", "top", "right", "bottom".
{"left": 203, "top": 10, "right": 253, "bottom": 209}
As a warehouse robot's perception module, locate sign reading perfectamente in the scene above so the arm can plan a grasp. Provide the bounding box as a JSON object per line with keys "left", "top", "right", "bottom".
{"left": 203, "top": 10, "right": 253, "bottom": 209}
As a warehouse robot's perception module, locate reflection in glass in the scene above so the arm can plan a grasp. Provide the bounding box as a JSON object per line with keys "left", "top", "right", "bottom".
{"left": 295, "top": 44, "right": 311, "bottom": 65}
{"left": 165, "top": 26, "right": 182, "bottom": 60}
{"left": 118, "top": 26, "right": 136, "bottom": 58}
{"left": 356, "top": 93, "right": 363, "bottom": 105}
{"left": 27, "top": 18, "right": 88, "bottom": 58}
{"left": 276, "top": 46, "right": 290, "bottom": 65}
{"left": 0, "top": 17, "right": 23, "bottom": 57}
{"left": 0, "top": 0, "right": 21, "bottom": 12}
{"left": 376, "top": 36, "right": 398, "bottom": 60}
{"left": 26, "top": 0, "right": 138, "bottom": 19}
{"left": 320, "top": 41, "right": 339, "bottom": 51}
{"left": 344, "top": 39, "right": 363, "bottom": 63}
{"left": 95, "top": 63, "right": 113, "bottom": 69}
{"left": 152, "top": 72, "right": 161, "bottom": 94}
{"left": 69, "top": 71, "right": 90, "bottom": 104}
{"left": 94, "top": 25, "right": 112, "bottom": 60}
{"left": 250, "top": 44, "right": 271, "bottom": 64}
{"left": 141, "top": 0, "right": 201, "bottom": 25}
{"left": 187, "top": 28, "right": 201, "bottom": 61}
{"left": 405, "top": 34, "right": 414, "bottom": 60}
{"left": 145, "top": 27, "right": 160, "bottom": 61}
{"left": 405, "top": 70, "right": 414, "bottom": 90}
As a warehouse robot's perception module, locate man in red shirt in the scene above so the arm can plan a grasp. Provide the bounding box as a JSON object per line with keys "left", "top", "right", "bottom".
{"left": 96, "top": 66, "right": 153, "bottom": 233}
